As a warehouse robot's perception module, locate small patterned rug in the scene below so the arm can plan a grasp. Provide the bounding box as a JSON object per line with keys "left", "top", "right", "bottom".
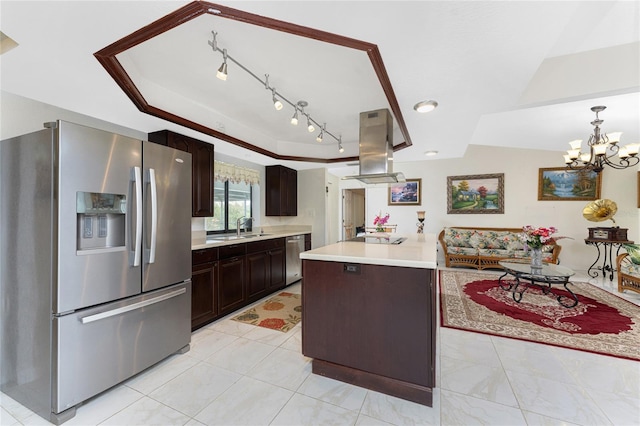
{"left": 440, "top": 270, "right": 640, "bottom": 361}
{"left": 232, "top": 292, "right": 301, "bottom": 333}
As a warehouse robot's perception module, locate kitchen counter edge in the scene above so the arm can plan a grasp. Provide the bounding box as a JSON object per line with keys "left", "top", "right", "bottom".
{"left": 300, "top": 234, "right": 437, "bottom": 269}
{"left": 192, "top": 231, "right": 309, "bottom": 250}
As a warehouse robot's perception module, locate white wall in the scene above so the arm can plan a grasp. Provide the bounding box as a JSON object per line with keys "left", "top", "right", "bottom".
{"left": 338, "top": 144, "right": 639, "bottom": 274}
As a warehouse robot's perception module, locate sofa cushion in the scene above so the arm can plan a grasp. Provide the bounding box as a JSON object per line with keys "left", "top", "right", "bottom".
{"left": 443, "top": 228, "right": 476, "bottom": 248}
{"left": 470, "top": 230, "right": 521, "bottom": 250}
{"left": 621, "top": 262, "right": 640, "bottom": 276}
{"left": 446, "top": 246, "right": 478, "bottom": 256}
{"left": 623, "top": 244, "right": 640, "bottom": 265}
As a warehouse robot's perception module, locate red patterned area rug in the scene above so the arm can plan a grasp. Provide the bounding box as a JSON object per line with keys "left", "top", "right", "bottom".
{"left": 232, "top": 292, "right": 301, "bottom": 333}
{"left": 440, "top": 270, "right": 640, "bottom": 361}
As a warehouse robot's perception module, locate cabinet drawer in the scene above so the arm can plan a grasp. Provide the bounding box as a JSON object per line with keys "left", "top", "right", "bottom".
{"left": 246, "top": 237, "right": 285, "bottom": 254}
{"left": 219, "top": 243, "right": 246, "bottom": 259}
{"left": 192, "top": 248, "right": 218, "bottom": 265}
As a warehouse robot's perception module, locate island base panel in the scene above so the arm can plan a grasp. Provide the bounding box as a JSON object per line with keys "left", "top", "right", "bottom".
{"left": 312, "top": 359, "right": 433, "bottom": 406}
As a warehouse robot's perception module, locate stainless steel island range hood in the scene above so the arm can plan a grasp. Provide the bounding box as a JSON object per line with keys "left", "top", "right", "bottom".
{"left": 343, "top": 108, "right": 405, "bottom": 184}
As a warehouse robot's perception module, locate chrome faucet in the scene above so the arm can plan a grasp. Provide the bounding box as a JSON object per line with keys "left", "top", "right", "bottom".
{"left": 236, "top": 216, "right": 253, "bottom": 237}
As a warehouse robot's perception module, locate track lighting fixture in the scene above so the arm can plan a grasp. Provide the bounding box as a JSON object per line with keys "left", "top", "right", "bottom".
{"left": 216, "top": 49, "right": 228, "bottom": 81}
{"left": 316, "top": 123, "right": 326, "bottom": 142}
{"left": 208, "top": 30, "right": 344, "bottom": 151}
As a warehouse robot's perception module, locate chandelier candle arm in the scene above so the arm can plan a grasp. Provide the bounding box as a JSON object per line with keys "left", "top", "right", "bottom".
{"left": 564, "top": 106, "right": 639, "bottom": 173}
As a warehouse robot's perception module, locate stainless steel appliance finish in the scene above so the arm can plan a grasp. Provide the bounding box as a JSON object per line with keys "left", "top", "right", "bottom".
{"left": 286, "top": 235, "right": 306, "bottom": 285}
{"left": 1, "top": 121, "right": 192, "bottom": 424}
{"left": 343, "top": 109, "right": 406, "bottom": 184}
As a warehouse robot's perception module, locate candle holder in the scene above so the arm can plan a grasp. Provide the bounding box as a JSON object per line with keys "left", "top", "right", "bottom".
{"left": 416, "top": 211, "right": 425, "bottom": 234}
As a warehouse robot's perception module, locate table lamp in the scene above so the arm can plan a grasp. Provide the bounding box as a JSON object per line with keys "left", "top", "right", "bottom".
{"left": 417, "top": 211, "right": 425, "bottom": 234}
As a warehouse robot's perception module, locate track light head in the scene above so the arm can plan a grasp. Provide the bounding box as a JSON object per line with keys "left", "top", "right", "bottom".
{"left": 307, "top": 117, "right": 315, "bottom": 133}
{"left": 216, "top": 49, "right": 228, "bottom": 81}
{"left": 291, "top": 109, "right": 299, "bottom": 125}
{"left": 272, "top": 90, "right": 283, "bottom": 110}
{"left": 316, "top": 131, "right": 323, "bottom": 143}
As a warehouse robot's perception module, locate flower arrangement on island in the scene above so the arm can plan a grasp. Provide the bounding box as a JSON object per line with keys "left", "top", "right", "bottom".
{"left": 520, "top": 225, "right": 568, "bottom": 249}
{"left": 373, "top": 212, "right": 390, "bottom": 232}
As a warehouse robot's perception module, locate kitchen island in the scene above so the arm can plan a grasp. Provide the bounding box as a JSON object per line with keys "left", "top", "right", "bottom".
{"left": 300, "top": 234, "right": 437, "bottom": 406}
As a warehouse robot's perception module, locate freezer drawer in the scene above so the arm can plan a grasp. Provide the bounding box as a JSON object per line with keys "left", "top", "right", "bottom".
{"left": 53, "top": 282, "right": 191, "bottom": 414}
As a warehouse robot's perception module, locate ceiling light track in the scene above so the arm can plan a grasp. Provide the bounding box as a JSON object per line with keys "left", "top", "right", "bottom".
{"left": 208, "top": 31, "right": 343, "bottom": 151}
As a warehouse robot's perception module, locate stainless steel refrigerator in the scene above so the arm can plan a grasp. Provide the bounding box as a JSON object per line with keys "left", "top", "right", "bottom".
{"left": 0, "top": 121, "right": 193, "bottom": 424}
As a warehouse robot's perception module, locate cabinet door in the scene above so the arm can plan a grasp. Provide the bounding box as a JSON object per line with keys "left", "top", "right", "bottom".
{"left": 191, "top": 141, "right": 214, "bottom": 217}
{"left": 302, "top": 260, "right": 434, "bottom": 388}
{"left": 268, "top": 248, "right": 285, "bottom": 290}
{"left": 191, "top": 261, "right": 217, "bottom": 330}
{"left": 245, "top": 251, "right": 269, "bottom": 301}
{"left": 218, "top": 257, "right": 245, "bottom": 315}
{"left": 285, "top": 167, "right": 297, "bottom": 216}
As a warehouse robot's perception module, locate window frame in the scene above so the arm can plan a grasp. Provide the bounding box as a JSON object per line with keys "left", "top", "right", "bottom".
{"left": 206, "top": 180, "right": 253, "bottom": 235}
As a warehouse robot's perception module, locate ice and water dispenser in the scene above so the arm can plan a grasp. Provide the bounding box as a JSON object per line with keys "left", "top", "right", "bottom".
{"left": 76, "top": 192, "right": 126, "bottom": 251}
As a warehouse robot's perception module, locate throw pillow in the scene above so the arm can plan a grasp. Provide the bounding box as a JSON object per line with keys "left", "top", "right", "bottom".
{"left": 623, "top": 244, "right": 640, "bottom": 265}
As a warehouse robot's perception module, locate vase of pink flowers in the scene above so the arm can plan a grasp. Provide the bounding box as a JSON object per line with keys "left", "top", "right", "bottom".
{"left": 520, "top": 225, "right": 567, "bottom": 269}
{"left": 373, "top": 212, "right": 390, "bottom": 233}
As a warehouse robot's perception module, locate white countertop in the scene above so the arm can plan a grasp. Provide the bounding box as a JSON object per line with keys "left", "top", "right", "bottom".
{"left": 192, "top": 230, "right": 309, "bottom": 250}
{"left": 300, "top": 234, "right": 438, "bottom": 269}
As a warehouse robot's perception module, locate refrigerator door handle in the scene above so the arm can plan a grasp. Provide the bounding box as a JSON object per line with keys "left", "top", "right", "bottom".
{"left": 132, "top": 166, "right": 143, "bottom": 267}
{"left": 79, "top": 287, "right": 186, "bottom": 324}
{"left": 148, "top": 168, "right": 158, "bottom": 264}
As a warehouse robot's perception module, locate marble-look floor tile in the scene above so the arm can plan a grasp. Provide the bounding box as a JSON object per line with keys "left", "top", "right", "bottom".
{"left": 100, "top": 396, "right": 190, "bottom": 426}
{"left": 440, "top": 390, "right": 527, "bottom": 425}
{"left": 194, "top": 376, "right": 293, "bottom": 425}
{"left": 270, "top": 393, "right": 358, "bottom": 425}
{"left": 521, "top": 410, "right": 582, "bottom": 426}
{"left": 205, "top": 337, "right": 276, "bottom": 374}
{"left": 279, "top": 327, "right": 302, "bottom": 352}
{"left": 360, "top": 390, "right": 439, "bottom": 425}
{"left": 241, "top": 324, "right": 293, "bottom": 347}
{"left": 0, "top": 406, "right": 19, "bottom": 426}
{"left": 187, "top": 330, "right": 239, "bottom": 361}
{"left": 439, "top": 355, "right": 519, "bottom": 407}
{"left": 439, "top": 328, "right": 502, "bottom": 367}
{"left": 246, "top": 347, "right": 311, "bottom": 391}
{"left": 65, "top": 385, "right": 142, "bottom": 426}
{"left": 150, "top": 362, "right": 241, "bottom": 416}
{"left": 124, "top": 353, "right": 199, "bottom": 394}
{"left": 492, "top": 337, "right": 576, "bottom": 384}
{"left": 208, "top": 317, "right": 256, "bottom": 336}
{"left": 507, "top": 370, "right": 612, "bottom": 425}
{"left": 583, "top": 386, "right": 640, "bottom": 426}
{"left": 355, "top": 413, "right": 395, "bottom": 425}
{"left": 297, "top": 373, "right": 368, "bottom": 411}
{"left": 0, "top": 393, "right": 39, "bottom": 425}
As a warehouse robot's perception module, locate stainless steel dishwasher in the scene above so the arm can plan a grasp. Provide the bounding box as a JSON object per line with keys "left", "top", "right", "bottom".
{"left": 286, "top": 235, "right": 305, "bottom": 285}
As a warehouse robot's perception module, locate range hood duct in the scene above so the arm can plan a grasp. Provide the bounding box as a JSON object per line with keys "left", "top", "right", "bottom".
{"left": 343, "top": 109, "right": 405, "bottom": 184}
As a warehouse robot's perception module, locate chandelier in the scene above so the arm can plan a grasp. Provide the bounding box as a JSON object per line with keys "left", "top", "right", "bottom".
{"left": 208, "top": 31, "right": 344, "bottom": 153}
{"left": 564, "top": 106, "right": 639, "bottom": 173}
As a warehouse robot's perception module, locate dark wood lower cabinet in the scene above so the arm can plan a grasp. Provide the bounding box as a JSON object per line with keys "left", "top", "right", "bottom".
{"left": 191, "top": 261, "right": 218, "bottom": 330}
{"left": 302, "top": 259, "right": 436, "bottom": 406}
{"left": 218, "top": 256, "right": 245, "bottom": 316}
{"left": 246, "top": 251, "right": 269, "bottom": 301}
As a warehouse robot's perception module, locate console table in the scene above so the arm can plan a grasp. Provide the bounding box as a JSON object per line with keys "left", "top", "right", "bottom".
{"left": 584, "top": 238, "right": 633, "bottom": 281}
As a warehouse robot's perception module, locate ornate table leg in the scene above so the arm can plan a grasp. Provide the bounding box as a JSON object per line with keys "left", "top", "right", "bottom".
{"left": 587, "top": 241, "right": 601, "bottom": 278}
{"left": 558, "top": 281, "right": 579, "bottom": 308}
{"left": 498, "top": 271, "right": 512, "bottom": 290}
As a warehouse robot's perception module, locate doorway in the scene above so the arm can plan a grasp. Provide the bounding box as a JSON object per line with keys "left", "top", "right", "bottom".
{"left": 342, "top": 188, "right": 365, "bottom": 240}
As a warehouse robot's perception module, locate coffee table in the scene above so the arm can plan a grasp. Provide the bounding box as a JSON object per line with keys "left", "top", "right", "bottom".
{"left": 498, "top": 261, "right": 577, "bottom": 308}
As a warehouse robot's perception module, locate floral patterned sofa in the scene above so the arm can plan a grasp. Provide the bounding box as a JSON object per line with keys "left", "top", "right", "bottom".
{"left": 616, "top": 244, "right": 640, "bottom": 294}
{"left": 438, "top": 226, "right": 561, "bottom": 270}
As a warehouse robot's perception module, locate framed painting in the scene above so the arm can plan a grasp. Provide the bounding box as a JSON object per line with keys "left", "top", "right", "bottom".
{"left": 538, "top": 167, "right": 601, "bottom": 201}
{"left": 388, "top": 178, "right": 421, "bottom": 206}
{"left": 638, "top": 171, "right": 640, "bottom": 208}
{"left": 447, "top": 173, "right": 504, "bottom": 214}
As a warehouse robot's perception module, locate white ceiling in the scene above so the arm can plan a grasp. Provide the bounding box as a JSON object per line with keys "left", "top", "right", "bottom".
{"left": 1, "top": 1, "right": 639, "bottom": 173}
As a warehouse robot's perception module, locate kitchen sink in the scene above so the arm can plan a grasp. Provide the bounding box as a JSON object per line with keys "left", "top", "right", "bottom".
{"left": 206, "top": 233, "right": 272, "bottom": 242}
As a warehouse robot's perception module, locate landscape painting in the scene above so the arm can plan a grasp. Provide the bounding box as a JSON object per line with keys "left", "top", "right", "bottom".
{"left": 388, "top": 178, "right": 421, "bottom": 205}
{"left": 447, "top": 173, "right": 504, "bottom": 214}
{"left": 538, "top": 167, "right": 601, "bottom": 201}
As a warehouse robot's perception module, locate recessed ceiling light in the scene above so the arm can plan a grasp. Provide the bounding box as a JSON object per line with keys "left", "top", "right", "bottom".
{"left": 414, "top": 100, "right": 438, "bottom": 113}
{"left": 424, "top": 150, "right": 438, "bottom": 156}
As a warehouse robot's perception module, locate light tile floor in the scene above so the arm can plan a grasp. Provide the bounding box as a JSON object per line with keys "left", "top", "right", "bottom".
{"left": 2, "top": 270, "right": 639, "bottom": 426}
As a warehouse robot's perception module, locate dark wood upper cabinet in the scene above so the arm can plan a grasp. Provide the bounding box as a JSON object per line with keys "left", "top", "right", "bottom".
{"left": 265, "top": 165, "right": 297, "bottom": 216}
{"left": 148, "top": 130, "right": 214, "bottom": 217}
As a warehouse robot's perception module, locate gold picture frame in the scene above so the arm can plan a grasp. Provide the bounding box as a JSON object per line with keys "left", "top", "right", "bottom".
{"left": 388, "top": 178, "right": 421, "bottom": 206}
{"left": 447, "top": 173, "right": 504, "bottom": 214}
{"left": 538, "top": 167, "right": 601, "bottom": 201}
